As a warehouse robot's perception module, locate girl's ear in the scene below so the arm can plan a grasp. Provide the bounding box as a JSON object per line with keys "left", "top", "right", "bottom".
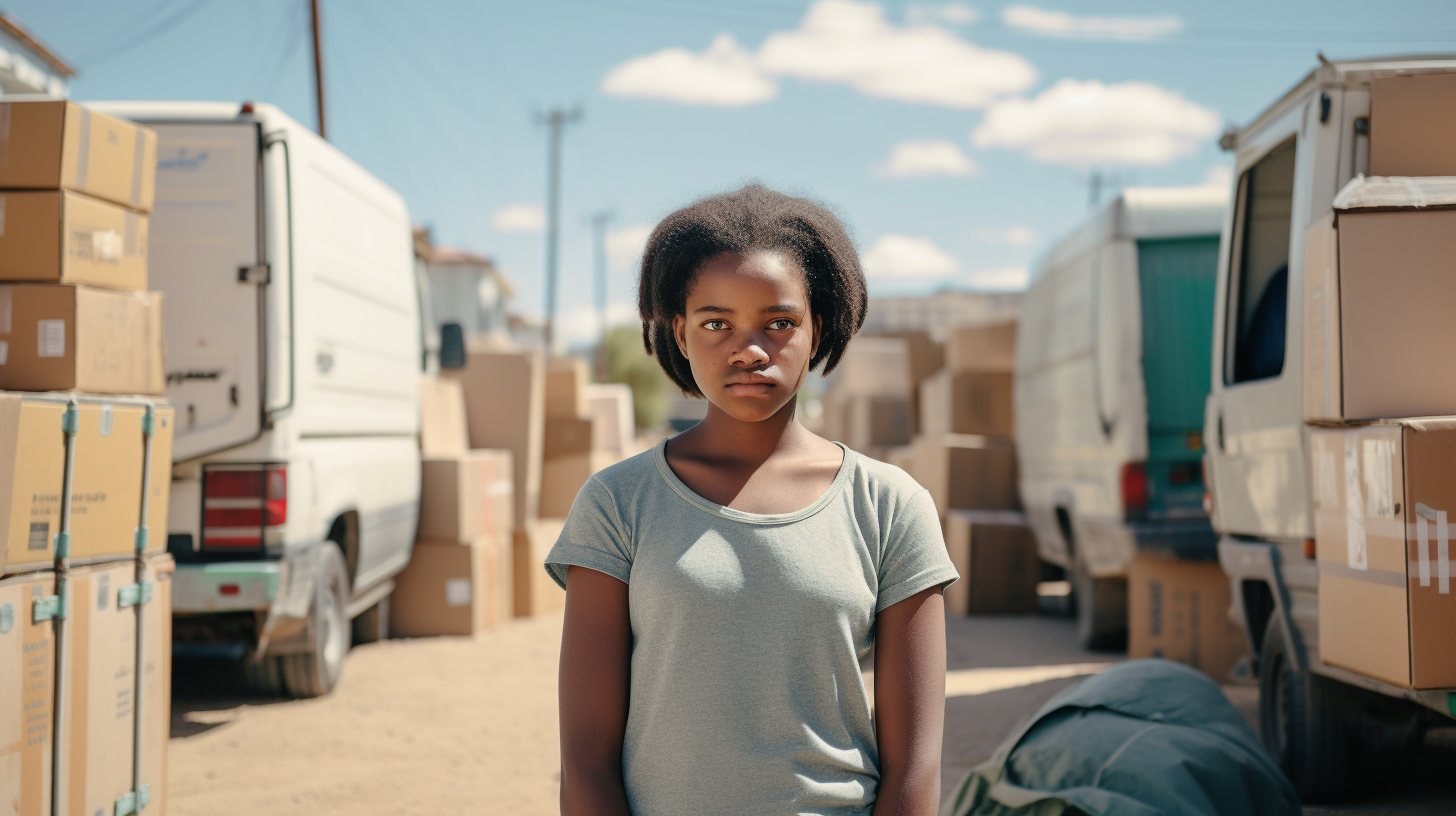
{"left": 672, "top": 314, "right": 689, "bottom": 358}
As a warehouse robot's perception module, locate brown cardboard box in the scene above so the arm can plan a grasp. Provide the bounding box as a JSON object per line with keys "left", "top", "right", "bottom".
{"left": 945, "top": 322, "right": 1016, "bottom": 373}
{"left": 0, "top": 191, "right": 148, "bottom": 291}
{"left": 585, "top": 383, "right": 634, "bottom": 458}
{"left": 543, "top": 416, "right": 594, "bottom": 460}
{"left": 0, "top": 284, "right": 164, "bottom": 395}
{"left": 392, "top": 536, "right": 511, "bottom": 636}
{"left": 920, "top": 369, "right": 1014, "bottom": 438}
{"left": 1, "top": 394, "right": 173, "bottom": 573}
{"left": 419, "top": 377, "right": 469, "bottom": 458}
{"left": 833, "top": 337, "right": 912, "bottom": 397}
{"left": 868, "top": 331, "right": 943, "bottom": 436}
{"left": 0, "top": 102, "right": 157, "bottom": 212}
{"left": 1310, "top": 420, "right": 1456, "bottom": 688}
{"left": 417, "top": 451, "right": 513, "bottom": 542}
{"left": 546, "top": 356, "right": 589, "bottom": 419}
{"left": 0, "top": 570, "right": 56, "bottom": 816}
{"left": 63, "top": 556, "right": 172, "bottom": 816}
{"left": 944, "top": 510, "right": 1040, "bottom": 615}
{"left": 444, "top": 350, "right": 545, "bottom": 526}
{"left": 1127, "top": 553, "right": 1244, "bottom": 680}
{"left": 540, "top": 450, "right": 616, "bottom": 518}
{"left": 910, "top": 434, "right": 1018, "bottom": 515}
{"left": 1303, "top": 209, "right": 1456, "bottom": 421}
{"left": 513, "top": 519, "right": 566, "bottom": 618}
{"left": 835, "top": 394, "right": 912, "bottom": 456}
{"left": 1370, "top": 73, "right": 1456, "bottom": 177}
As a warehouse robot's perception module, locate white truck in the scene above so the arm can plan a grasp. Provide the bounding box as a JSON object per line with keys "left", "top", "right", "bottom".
{"left": 91, "top": 101, "right": 442, "bottom": 697}
{"left": 1016, "top": 187, "right": 1226, "bottom": 649}
{"left": 1205, "top": 56, "right": 1456, "bottom": 800}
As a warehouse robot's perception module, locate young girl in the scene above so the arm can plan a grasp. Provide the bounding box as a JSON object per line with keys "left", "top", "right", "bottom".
{"left": 547, "top": 185, "right": 958, "bottom": 816}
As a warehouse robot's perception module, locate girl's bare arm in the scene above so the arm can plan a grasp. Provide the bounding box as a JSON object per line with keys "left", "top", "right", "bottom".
{"left": 559, "top": 566, "right": 633, "bottom": 816}
{"left": 871, "top": 586, "right": 948, "bottom": 816}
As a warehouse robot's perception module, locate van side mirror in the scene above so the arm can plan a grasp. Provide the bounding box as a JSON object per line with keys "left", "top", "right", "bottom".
{"left": 439, "top": 323, "right": 467, "bottom": 370}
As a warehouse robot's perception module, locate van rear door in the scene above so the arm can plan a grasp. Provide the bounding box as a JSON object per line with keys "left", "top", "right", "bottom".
{"left": 150, "top": 122, "right": 264, "bottom": 461}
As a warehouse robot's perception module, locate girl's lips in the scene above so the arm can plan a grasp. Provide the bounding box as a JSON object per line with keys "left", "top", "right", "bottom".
{"left": 725, "top": 381, "right": 776, "bottom": 395}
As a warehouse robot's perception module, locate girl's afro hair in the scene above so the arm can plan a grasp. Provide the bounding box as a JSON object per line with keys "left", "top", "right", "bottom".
{"left": 637, "top": 184, "right": 867, "bottom": 397}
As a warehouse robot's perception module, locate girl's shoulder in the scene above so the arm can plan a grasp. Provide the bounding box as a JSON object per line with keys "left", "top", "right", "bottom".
{"left": 584, "top": 444, "right": 662, "bottom": 499}
{"left": 844, "top": 448, "right": 932, "bottom": 509}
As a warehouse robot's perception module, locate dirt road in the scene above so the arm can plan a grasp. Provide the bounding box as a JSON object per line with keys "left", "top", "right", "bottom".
{"left": 168, "top": 612, "right": 1456, "bottom": 815}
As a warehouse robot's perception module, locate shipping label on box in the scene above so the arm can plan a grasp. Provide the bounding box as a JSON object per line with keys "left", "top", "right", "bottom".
{"left": 1311, "top": 420, "right": 1456, "bottom": 688}
{"left": 0, "top": 191, "right": 149, "bottom": 291}
{"left": 0, "top": 101, "right": 158, "bottom": 212}
{"left": 0, "top": 284, "right": 164, "bottom": 395}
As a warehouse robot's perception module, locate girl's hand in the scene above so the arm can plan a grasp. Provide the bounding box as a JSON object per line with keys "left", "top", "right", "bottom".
{"left": 559, "top": 566, "right": 633, "bottom": 816}
{"left": 871, "top": 586, "right": 948, "bottom": 816}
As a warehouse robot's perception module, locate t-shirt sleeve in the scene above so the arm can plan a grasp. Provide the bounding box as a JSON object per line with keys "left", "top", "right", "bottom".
{"left": 544, "top": 475, "right": 633, "bottom": 590}
{"left": 876, "top": 488, "right": 959, "bottom": 612}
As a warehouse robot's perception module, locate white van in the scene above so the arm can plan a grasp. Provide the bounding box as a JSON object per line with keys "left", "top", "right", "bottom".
{"left": 91, "top": 101, "right": 426, "bottom": 696}
{"left": 1015, "top": 187, "right": 1226, "bottom": 649}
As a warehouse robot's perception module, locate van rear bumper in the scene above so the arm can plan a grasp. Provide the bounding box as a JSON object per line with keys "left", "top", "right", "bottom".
{"left": 1129, "top": 518, "right": 1219, "bottom": 561}
{"left": 172, "top": 562, "right": 280, "bottom": 612}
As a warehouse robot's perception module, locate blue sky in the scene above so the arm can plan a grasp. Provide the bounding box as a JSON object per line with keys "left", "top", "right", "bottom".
{"left": 14, "top": 0, "right": 1456, "bottom": 347}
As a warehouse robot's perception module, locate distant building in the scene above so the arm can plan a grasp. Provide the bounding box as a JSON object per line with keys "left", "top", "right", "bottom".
{"left": 0, "top": 13, "right": 73, "bottom": 97}
{"left": 414, "top": 227, "right": 514, "bottom": 342}
{"left": 861, "top": 290, "right": 1022, "bottom": 337}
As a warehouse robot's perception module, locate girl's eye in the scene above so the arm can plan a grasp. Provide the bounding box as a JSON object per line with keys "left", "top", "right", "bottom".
{"left": 767, "top": 319, "right": 797, "bottom": 331}
{"left": 702, "top": 320, "right": 729, "bottom": 331}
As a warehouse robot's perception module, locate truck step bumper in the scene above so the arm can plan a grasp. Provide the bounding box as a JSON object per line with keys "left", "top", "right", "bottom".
{"left": 173, "top": 562, "right": 280, "bottom": 612}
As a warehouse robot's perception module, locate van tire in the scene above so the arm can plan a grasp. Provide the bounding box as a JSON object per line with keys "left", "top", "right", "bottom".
{"left": 1259, "top": 617, "right": 1354, "bottom": 802}
{"left": 281, "top": 546, "right": 351, "bottom": 698}
{"left": 352, "top": 593, "right": 391, "bottom": 645}
{"left": 244, "top": 654, "right": 285, "bottom": 696}
{"left": 1073, "top": 557, "right": 1127, "bottom": 651}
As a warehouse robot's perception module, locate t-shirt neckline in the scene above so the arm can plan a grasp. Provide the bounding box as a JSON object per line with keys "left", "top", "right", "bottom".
{"left": 653, "top": 437, "right": 856, "bottom": 525}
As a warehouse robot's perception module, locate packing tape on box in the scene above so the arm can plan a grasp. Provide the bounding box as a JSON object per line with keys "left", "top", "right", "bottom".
{"left": 0, "top": 105, "right": 9, "bottom": 172}
{"left": 0, "top": 287, "right": 9, "bottom": 333}
{"left": 1415, "top": 504, "right": 1450, "bottom": 594}
{"left": 75, "top": 106, "right": 90, "bottom": 191}
{"left": 0, "top": 192, "right": 6, "bottom": 237}
{"left": 131, "top": 128, "right": 146, "bottom": 208}
{"left": 124, "top": 210, "right": 138, "bottom": 255}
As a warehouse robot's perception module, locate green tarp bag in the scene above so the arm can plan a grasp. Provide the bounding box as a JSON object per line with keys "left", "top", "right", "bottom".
{"left": 941, "top": 659, "right": 1300, "bottom": 816}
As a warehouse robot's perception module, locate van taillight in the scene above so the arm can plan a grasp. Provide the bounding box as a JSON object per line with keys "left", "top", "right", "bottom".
{"left": 1122, "top": 462, "right": 1148, "bottom": 523}
{"left": 202, "top": 465, "right": 286, "bottom": 549}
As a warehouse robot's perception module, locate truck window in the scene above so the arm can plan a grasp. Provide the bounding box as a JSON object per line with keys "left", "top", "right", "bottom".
{"left": 1228, "top": 139, "right": 1296, "bottom": 384}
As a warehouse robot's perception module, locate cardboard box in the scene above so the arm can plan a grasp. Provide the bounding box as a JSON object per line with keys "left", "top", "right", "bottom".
{"left": 417, "top": 450, "right": 513, "bottom": 543}
{"left": 63, "top": 556, "right": 172, "bottom": 816}
{"left": 540, "top": 451, "right": 616, "bottom": 519}
{"left": 513, "top": 519, "right": 566, "bottom": 618}
{"left": 945, "top": 322, "right": 1016, "bottom": 373}
{"left": 543, "top": 416, "right": 594, "bottom": 460}
{"left": 910, "top": 434, "right": 1018, "bottom": 515}
{"left": 0, "top": 284, "right": 164, "bottom": 395}
{"left": 944, "top": 510, "right": 1039, "bottom": 615}
{"left": 920, "top": 369, "right": 1014, "bottom": 438}
{"left": 868, "top": 331, "right": 944, "bottom": 437}
{"left": 886, "top": 445, "right": 916, "bottom": 478}
{"left": 832, "top": 393, "right": 912, "bottom": 456}
{"left": 419, "top": 377, "right": 469, "bottom": 458}
{"left": 0, "top": 570, "right": 57, "bottom": 816}
{"left": 1310, "top": 420, "right": 1456, "bottom": 689}
{"left": 1304, "top": 208, "right": 1456, "bottom": 422}
{"left": 546, "top": 356, "right": 589, "bottom": 419}
{"left": 1370, "top": 73, "right": 1456, "bottom": 177}
{"left": 0, "top": 191, "right": 148, "bottom": 291}
{"left": 391, "top": 536, "right": 511, "bottom": 636}
{"left": 585, "top": 383, "right": 634, "bottom": 459}
{"left": 444, "top": 350, "right": 544, "bottom": 526}
{"left": 1, "top": 394, "right": 173, "bottom": 573}
{"left": 0, "top": 101, "right": 157, "bottom": 212}
{"left": 833, "top": 337, "right": 912, "bottom": 398}
{"left": 1127, "top": 553, "right": 1243, "bottom": 680}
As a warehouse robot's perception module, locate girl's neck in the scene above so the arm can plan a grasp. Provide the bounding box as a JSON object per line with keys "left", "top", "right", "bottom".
{"left": 677, "top": 398, "right": 808, "bottom": 464}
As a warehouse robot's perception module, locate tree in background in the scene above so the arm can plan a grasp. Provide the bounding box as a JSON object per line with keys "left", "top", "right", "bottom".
{"left": 600, "top": 325, "right": 671, "bottom": 429}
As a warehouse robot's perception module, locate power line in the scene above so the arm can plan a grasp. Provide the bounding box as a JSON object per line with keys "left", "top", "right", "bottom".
{"left": 78, "top": 0, "right": 209, "bottom": 68}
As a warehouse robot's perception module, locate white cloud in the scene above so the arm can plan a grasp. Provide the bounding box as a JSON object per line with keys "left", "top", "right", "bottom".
{"left": 958, "top": 265, "right": 1029, "bottom": 291}
{"left": 1203, "top": 164, "right": 1233, "bottom": 189}
{"left": 1002, "top": 6, "right": 1182, "bottom": 40}
{"left": 972, "top": 79, "right": 1220, "bottom": 166}
{"left": 862, "top": 234, "right": 959, "bottom": 278}
{"left": 757, "top": 0, "right": 1036, "bottom": 109}
{"left": 606, "top": 222, "right": 654, "bottom": 272}
{"left": 601, "top": 34, "right": 777, "bottom": 106}
{"left": 907, "top": 3, "right": 978, "bottom": 25}
{"left": 877, "top": 139, "right": 980, "bottom": 177}
{"left": 492, "top": 203, "right": 545, "bottom": 233}
{"left": 971, "top": 225, "right": 1035, "bottom": 246}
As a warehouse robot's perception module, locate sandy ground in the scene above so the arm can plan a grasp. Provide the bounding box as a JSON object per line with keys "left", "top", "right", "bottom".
{"left": 167, "top": 611, "right": 1456, "bottom": 816}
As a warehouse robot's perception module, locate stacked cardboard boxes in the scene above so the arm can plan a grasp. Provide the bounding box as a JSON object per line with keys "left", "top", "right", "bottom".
{"left": 1302, "top": 77, "right": 1456, "bottom": 690}
{"left": 821, "top": 337, "right": 915, "bottom": 462}
{"left": 393, "top": 378, "right": 515, "bottom": 636}
{"left": 943, "top": 510, "right": 1040, "bottom": 615}
{"left": 541, "top": 358, "right": 618, "bottom": 519}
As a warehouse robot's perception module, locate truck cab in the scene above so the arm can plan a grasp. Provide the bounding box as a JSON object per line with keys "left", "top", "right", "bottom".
{"left": 90, "top": 101, "right": 425, "bottom": 697}
{"left": 1205, "top": 56, "right": 1456, "bottom": 799}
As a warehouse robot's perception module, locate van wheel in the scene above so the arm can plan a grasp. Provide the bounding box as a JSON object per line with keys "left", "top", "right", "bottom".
{"left": 352, "top": 592, "right": 391, "bottom": 645}
{"left": 1259, "top": 617, "right": 1354, "bottom": 802}
{"left": 1073, "top": 556, "right": 1127, "bottom": 651}
{"left": 281, "top": 546, "right": 351, "bottom": 698}
{"left": 243, "top": 654, "right": 285, "bottom": 696}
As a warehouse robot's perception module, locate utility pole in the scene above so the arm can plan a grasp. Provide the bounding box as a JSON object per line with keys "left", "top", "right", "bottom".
{"left": 309, "top": 0, "right": 327, "bottom": 139}
{"left": 589, "top": 208, "right": 616, "bottom": 380}
{"left": 535, "top": 106, "right": 582, "bottom": 355}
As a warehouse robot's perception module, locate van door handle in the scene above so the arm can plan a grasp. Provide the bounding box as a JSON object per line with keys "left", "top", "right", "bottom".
{"left": 238, "top": 264, "right": 271, "bottom": 284}
{"left": 1217, "top": 412, "right": 1226, "bottom": 453}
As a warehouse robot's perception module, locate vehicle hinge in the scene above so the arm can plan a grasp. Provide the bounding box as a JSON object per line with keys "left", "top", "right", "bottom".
{"left": 114, "top": 783, "right": 151, "bottom": 816}
{"left": 33, "top": 594, "right": 62, "bottom": 622}
{"left": 238, "top": 264, "right": 271, "bottom": 284}
{"left": 118, "top": 582, "right": 153, "bottom": 608}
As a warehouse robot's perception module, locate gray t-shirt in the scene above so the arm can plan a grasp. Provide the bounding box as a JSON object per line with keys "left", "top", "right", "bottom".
{"left": 546, "top": 438, "right": 958, "bottom": 816}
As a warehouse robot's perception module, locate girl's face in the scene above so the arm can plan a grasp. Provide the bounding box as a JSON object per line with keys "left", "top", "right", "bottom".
{"left": 673, "top": 250, "right": 820, "bottom": 423}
